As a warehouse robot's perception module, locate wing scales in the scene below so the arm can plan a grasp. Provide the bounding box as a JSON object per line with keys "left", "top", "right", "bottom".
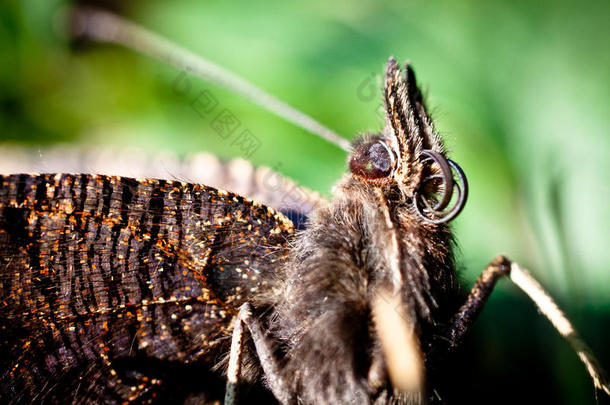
{"left": 0, "top": 173, "right": 294, "bottom": 403}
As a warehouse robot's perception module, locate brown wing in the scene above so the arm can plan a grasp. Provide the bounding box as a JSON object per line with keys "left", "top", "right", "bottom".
{"left": 0, "top": 173, "right": 294, "bottom": 404}
{"left": 0, "top": 145, "right": 328, "bottom": 221}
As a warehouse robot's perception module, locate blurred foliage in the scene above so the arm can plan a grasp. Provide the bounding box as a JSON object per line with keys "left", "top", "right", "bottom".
{"left": 0, "top": 0, "right": 609, "bottom": 403}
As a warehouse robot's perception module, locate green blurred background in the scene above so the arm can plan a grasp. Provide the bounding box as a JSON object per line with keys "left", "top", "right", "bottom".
{"left": 1, "top": 0, "right": 608, "bottom": 403}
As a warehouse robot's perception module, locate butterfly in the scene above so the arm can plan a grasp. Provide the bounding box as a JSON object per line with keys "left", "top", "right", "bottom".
{"left": 0, "top": 7, "right": 608, "bottom": 405}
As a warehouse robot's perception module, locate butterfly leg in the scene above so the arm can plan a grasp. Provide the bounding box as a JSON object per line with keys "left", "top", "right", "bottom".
{"left": 442, "top": 255, "right": 610, "bottom": 395}
{"left": 442, "top": 255, "right": 511, "bottom": 349}
{"left": 224, "top": 302, "right": 293, "bottom": 405}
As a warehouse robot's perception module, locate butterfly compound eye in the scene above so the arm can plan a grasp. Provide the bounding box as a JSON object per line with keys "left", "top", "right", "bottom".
{"left": 350, "top": 140, "right": 395, "bottom": 179}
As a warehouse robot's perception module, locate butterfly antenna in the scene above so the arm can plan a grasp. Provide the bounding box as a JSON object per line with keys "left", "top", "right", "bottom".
{"left": 71, "top": 7, "right": 351, "bottom": 152}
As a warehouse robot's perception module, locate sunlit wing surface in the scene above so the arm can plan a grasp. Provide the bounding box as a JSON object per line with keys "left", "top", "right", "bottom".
{"left": 0, "top": 173, "right": 294, "bottom": 403}
{"left": 0, "top": 145, "right": 327, "bottom": 225}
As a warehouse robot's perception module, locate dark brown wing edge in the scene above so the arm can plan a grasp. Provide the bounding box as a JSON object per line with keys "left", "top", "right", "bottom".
{"left": 0, "top": 173, "right": 294, "bottom": 404}
{"left": 0, "top": 145, "right": 328, "bottom": 221}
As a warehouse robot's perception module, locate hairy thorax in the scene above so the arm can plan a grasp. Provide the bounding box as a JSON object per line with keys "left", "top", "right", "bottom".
{"left": 271, "top": 177, "right": 460, "bottom": 404}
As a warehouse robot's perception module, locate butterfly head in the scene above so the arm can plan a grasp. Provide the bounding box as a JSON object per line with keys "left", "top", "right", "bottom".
{"left": 349, "top": 57, "right": 468, "bottom": 224}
